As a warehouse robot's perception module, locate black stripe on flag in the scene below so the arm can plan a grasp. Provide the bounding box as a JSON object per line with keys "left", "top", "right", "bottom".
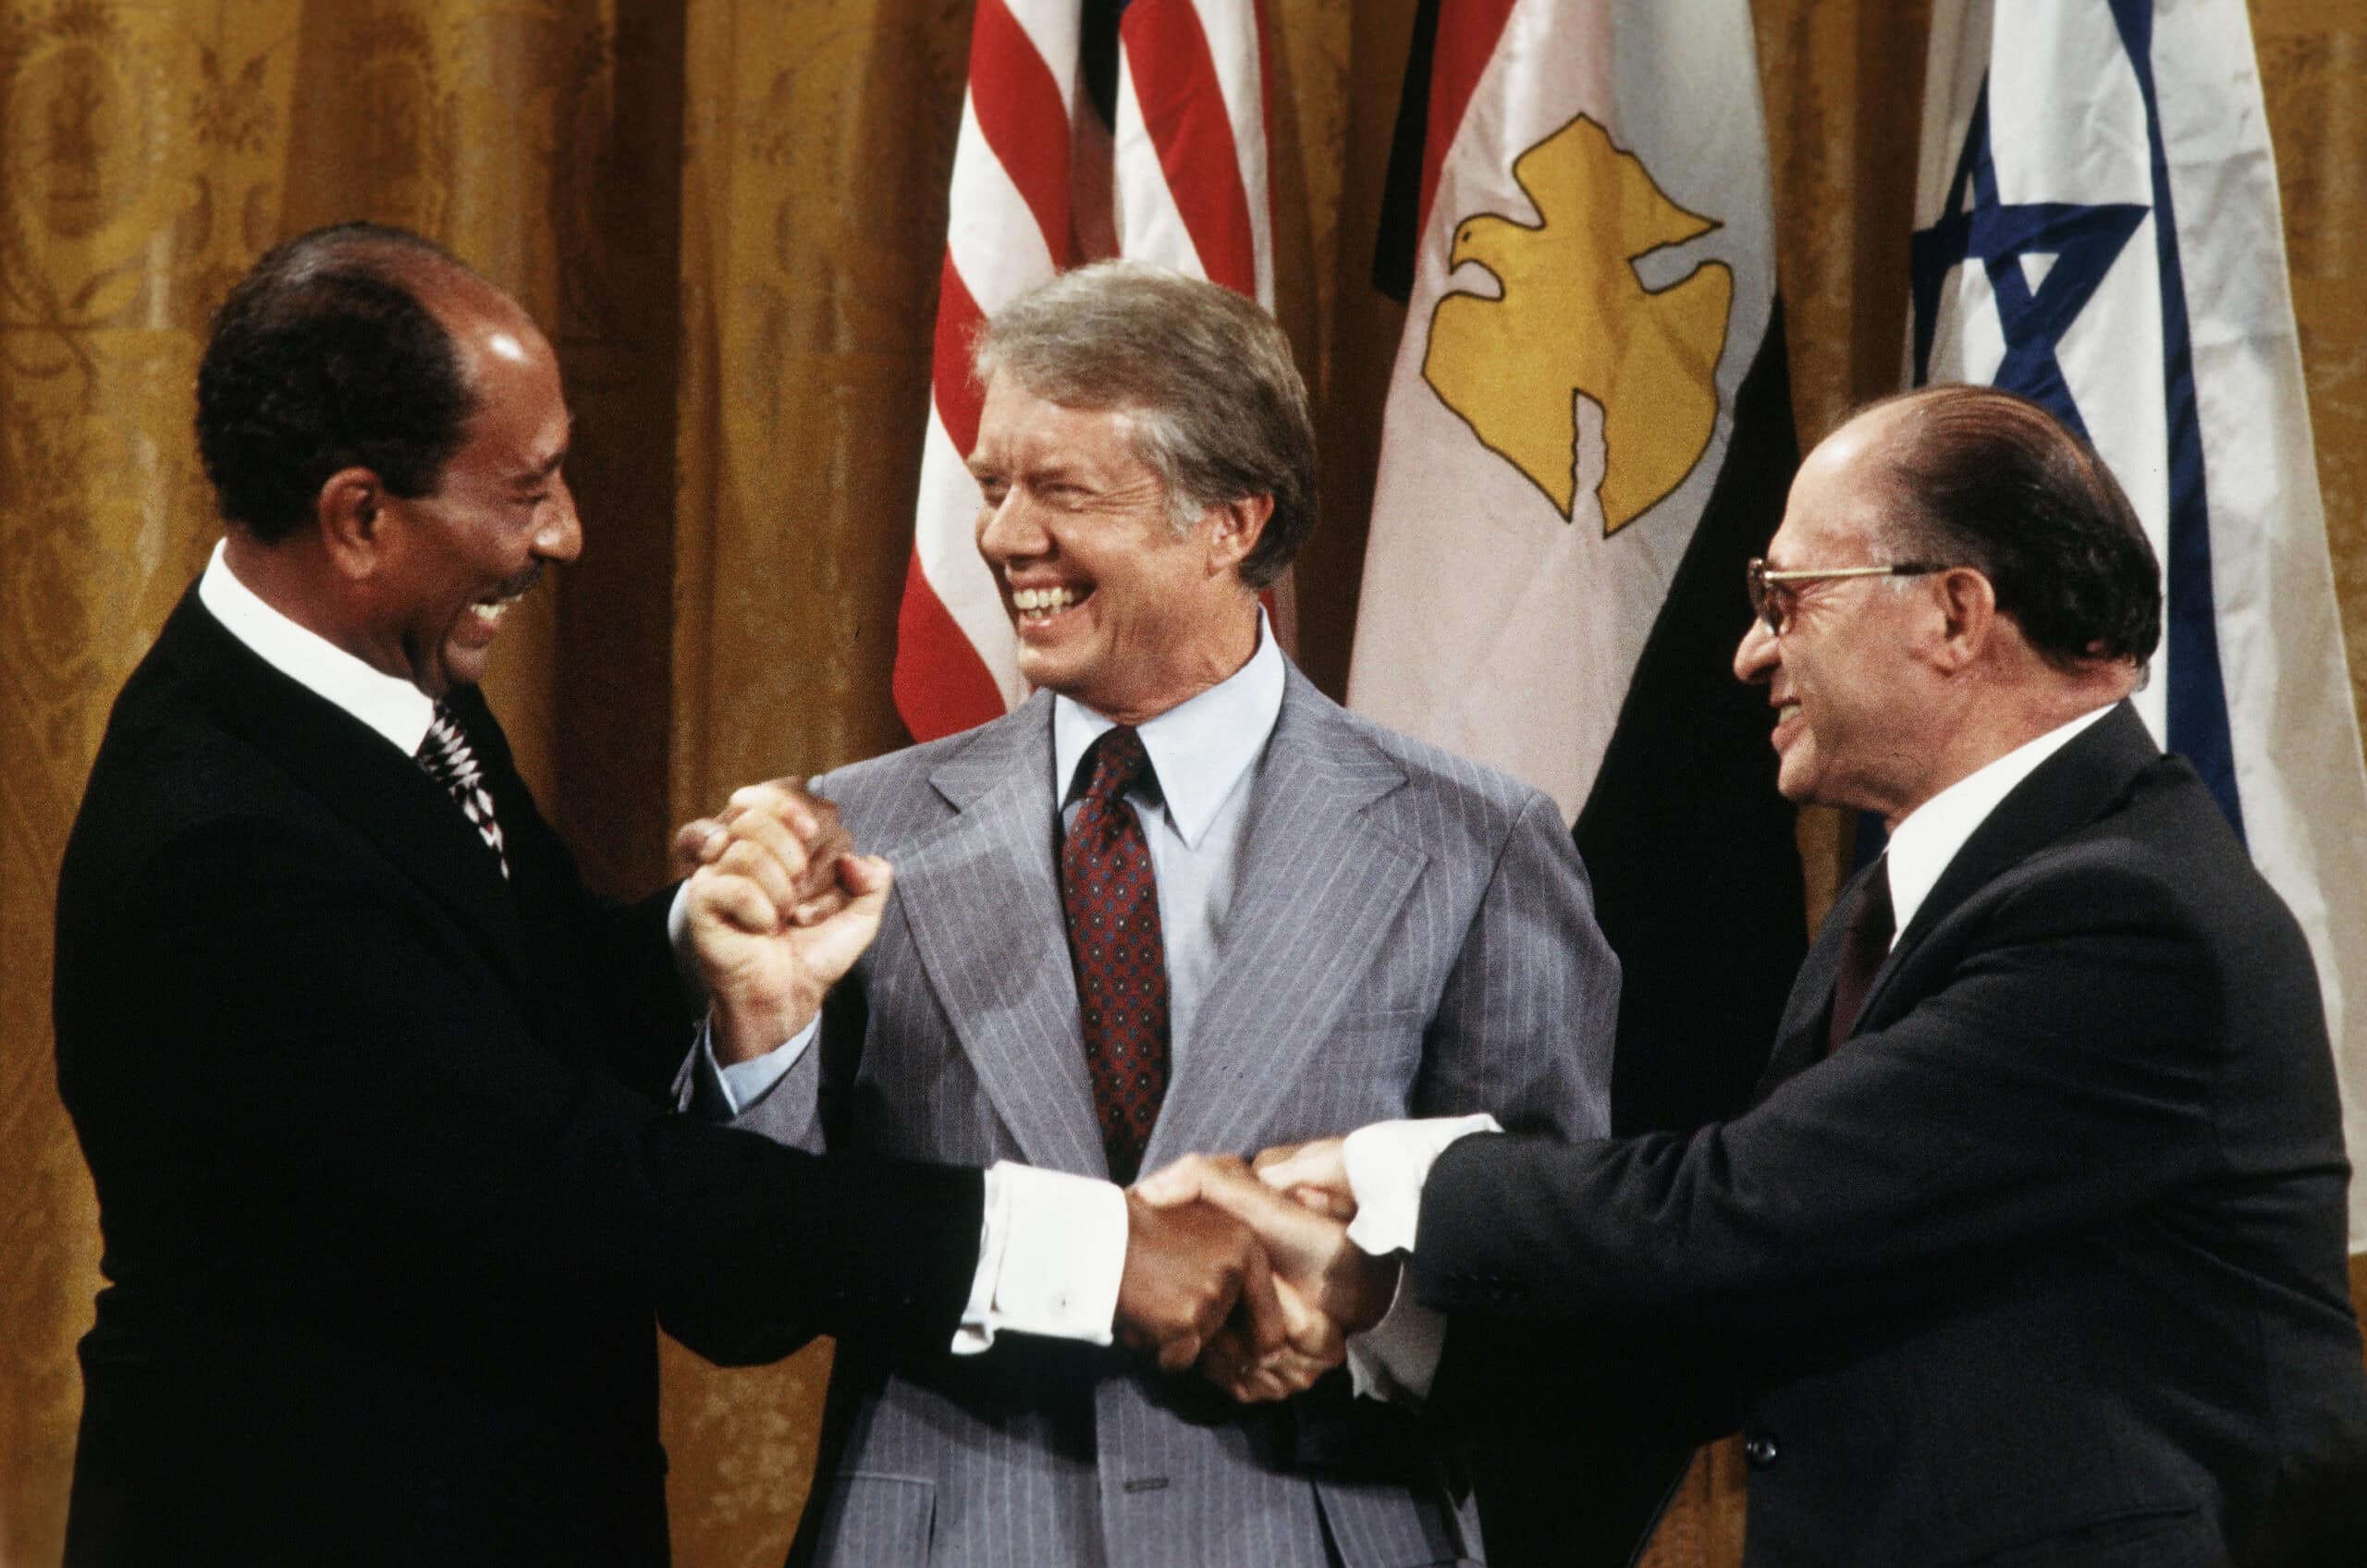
{"left": 1576, "top": 304, "right": 1807, "bottom": 1140}
{"left": 1371, "top": 0, "right": 1442, "bottom": 305}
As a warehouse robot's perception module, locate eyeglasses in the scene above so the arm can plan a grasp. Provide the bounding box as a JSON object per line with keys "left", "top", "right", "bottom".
{"left": 1745, "top": 557, "right": 1952, "bottom": 636}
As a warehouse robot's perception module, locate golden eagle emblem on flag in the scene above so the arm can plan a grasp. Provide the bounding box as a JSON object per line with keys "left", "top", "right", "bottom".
{"left": 1424, "top": 114, "right": 1732, "bottom": 534}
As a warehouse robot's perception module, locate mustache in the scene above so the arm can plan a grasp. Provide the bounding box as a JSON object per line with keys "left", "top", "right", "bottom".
{"left": 492, "top": 562, "right": 544, "bottom": 600}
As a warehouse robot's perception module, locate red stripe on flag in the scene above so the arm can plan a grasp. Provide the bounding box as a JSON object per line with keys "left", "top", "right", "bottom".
{"left": 932, "top": 256, "right": 988, "bottom": 457}
{"left": 968, "top": 0, "right": 1076, "bottom": 267}
{"left": 1121, "top": 0, "right": 1258, "bottom": 295}
{"left": 893, "top": 551, "right": 1007, "bottom": 741}
{"left": 1418, "top": 0, "right": 1522, "bottom": 237}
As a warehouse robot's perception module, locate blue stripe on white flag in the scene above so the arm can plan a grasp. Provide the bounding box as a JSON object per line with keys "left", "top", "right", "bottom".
{"left": 2107, "top": 0, "right": 2243, "bottom": 840}
{"left": 1908, "top": 5, "right": 2245, "bottom": 838}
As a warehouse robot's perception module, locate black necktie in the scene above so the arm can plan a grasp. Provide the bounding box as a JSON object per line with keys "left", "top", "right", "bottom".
{"left": 415, "top": 702, "right": 509, "bottom": 879}
{"left": 1827, "top": 858, "right": 1893, "bottom": 1049}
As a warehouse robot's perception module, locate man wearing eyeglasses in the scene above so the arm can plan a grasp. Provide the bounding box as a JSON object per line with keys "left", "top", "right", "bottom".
{"left": 1181, "top": 384, "right": 2367, "bottom": 1565}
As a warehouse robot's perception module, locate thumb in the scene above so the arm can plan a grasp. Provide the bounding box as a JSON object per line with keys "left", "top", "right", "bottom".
{"left": 839, "top": 852, "right": 893, "bottom": 901}
{"left": 672, "top": 817, "right": 728, "bottom": 875}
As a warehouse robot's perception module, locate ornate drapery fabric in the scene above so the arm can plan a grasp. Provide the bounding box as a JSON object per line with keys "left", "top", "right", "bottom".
{"left": 4, "top": 4, "right": 2361, "bottom": 1564}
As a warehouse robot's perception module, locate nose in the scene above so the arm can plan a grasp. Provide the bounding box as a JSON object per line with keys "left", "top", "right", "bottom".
{"left": 974, "top": 484, "right": 1046, "bottom": 568}
{"left": 1733, "top": 615, "right": 1778, "bottom": 685}
{"left": 535, "top": 474, "right": 583, "bottom": 563}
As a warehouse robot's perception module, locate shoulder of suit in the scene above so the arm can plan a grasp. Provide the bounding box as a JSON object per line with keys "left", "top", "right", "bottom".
{"left": 1970, "top": 778, "right": 2296, "bottom": 963}
{"left": 1293, "top": 685, "right": 1551, "bottom": 826}
{"left": 805, "top": 699, "right": 1045, "bottom": 820}
{"left": 67, "top": 704, "right": 389, "bottom": 915}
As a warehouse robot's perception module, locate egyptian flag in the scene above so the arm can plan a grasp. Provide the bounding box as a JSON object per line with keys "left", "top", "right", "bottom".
{"left": 1913, "top": 0, "right": 2367, "bottom": 1242}
{"left": 893, "top": 0, "right": 1278, "bottom": 741}
{"left": 1353, "top": 0, "right": 1805, "bottom": 1141}
{"left": 1349, "top": 1, "right": 1805, "bottom": 1558}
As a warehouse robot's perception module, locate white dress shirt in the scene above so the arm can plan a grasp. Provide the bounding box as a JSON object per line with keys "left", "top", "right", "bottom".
{"left": 198, "top": 539, "right": 436, "bottom": 753}
{"left": 704, "top": 615, "right": 1288, "bottom": 1352}
{"left": 1343, "top": 700, "right": 2127, "bottom": 1402}
{"left": 1883, "top": 703, "right": 2116, "bottom": 942}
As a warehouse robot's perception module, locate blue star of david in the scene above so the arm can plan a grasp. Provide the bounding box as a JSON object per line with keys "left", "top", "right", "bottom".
{"left": 1909, "top": 79, "right": 2149, "bottom": 443}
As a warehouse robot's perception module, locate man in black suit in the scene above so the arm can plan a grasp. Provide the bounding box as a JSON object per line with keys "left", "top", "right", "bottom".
{"left": 1171, "top": 386, "right": 2367, "bottom": 1564}
{"left": 52, "top": 223, "right": 1288, "bottom": 1565}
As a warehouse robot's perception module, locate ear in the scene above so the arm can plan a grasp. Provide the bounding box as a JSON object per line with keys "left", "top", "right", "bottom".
{"left": 1203, "top": 493, "right": 1274, "bottom": 580}
{"left": 1927, "top": 565, "right": 1998, "bottom": 672}
{"left": 315, "top": 467, "right": 391, "bottom": 581}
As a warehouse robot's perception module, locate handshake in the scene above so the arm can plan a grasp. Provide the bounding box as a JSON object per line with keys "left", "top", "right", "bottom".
{"left": 1114, "top": 1144, "right": 1397, "bottom": 1403}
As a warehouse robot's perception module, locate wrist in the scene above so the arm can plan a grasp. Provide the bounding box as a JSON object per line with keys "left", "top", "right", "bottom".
{"left": 1330, "top": 1247, "right": 1404, "bottom": 1336}
{"left": 708, "top": 983, "right": 821, "bottom": 1064}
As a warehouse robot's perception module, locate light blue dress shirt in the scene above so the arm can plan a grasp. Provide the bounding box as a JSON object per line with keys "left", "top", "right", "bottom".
{"left": 708, "top": 612, "right": 1286, "bottom": 1109}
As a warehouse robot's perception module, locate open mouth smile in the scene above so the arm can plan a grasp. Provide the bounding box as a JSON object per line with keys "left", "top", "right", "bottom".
{"left": 468, "top": 568, "right": 543, "bottom": 628}
{"left": 1012, "top": 583, "right": 1088, "bottom": 622}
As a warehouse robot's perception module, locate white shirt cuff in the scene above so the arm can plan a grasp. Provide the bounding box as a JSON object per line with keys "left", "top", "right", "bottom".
{"left": 1345, "top": 1267, "right": 1451, "bottom": 1404}
{"left": 1341, "top": 1113, "right": 1502, "bottom": 1255}
{"left": 692, "top": 1014, "right": 817, "bottom": 1118}
{"left": 1339, "top": 1113, "right": 1500, "bottom": 1404}
{"left": 667, "top": 882, "right": 707, "bottom": 1001}
{"left": 952, "top": 1161, "right": 1127, "bottom": 1355}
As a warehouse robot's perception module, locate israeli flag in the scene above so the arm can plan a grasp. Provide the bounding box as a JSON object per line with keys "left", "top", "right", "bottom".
{"left": 1913, "top": 0, "right": 2367, "bottom": 1242}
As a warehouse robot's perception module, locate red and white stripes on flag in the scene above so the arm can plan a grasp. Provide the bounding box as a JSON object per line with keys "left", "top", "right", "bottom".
{"left": 894, "top": 0, "right": 1277, "bottom": 742}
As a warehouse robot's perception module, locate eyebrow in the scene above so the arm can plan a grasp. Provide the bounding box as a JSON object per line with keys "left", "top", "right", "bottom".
{"left": 515, "top": 415, "right": 576, "bottom": 484}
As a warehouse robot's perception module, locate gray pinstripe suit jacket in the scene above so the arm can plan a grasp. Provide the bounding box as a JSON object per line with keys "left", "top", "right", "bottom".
{"left": 725, "top": 661, "right": 1617, "bottom": 1568}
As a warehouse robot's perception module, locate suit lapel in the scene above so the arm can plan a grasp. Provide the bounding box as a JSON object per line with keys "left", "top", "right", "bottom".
{"left": 1140, "top": 668, "right": 1426, "bottom": 1168}
{"left": 1881, "top": 702, "right": 2157, "bottom": 969}
{"left": 1752, "top": 859, "right": 1869, "bottom": 1100}
{"left": 1756, "top": 701, "right": 2160, "bottom": 1096}
{"left": 168, "top": 592, "right": 530, "bottom": 990}
{"left": 891, "top": 699, "right": 1110, "bottom": 1175}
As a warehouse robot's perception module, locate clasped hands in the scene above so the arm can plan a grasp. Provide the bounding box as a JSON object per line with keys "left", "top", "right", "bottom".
{"left": 1119, "top": 1145, "right": 1395, "bottom": 1403}
{"left": 675, "top": 781, "right": 1392, "bottom": 1403}
{"left": 674, "top": 777, "right": 880, "bottom": 1063}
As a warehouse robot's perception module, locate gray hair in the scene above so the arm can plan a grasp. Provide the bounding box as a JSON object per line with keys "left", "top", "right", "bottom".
{"left": 971, "top": 262, "right": 1315, "bottom": 589}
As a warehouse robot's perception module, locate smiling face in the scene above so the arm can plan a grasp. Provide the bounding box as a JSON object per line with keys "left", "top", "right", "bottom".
{"left": 367, "top": 279, "right": 580, "bottom": 696}
{"left": 1733, "top": 408, "right": 1942, "bottom": 823}
{"left": 967, "top": 372, "right": 1261, "bottom": 723}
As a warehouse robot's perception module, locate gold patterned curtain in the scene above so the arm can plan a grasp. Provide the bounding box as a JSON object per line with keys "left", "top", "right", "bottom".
{"left": 3, "top": 4, "right": 2361, "bottom": 1565}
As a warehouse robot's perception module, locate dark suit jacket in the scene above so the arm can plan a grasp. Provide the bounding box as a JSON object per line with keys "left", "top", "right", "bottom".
{"left": 1412, "top": 704, "right": 2367, "bottom": 1566}
{"left": 53, "top": 585, "right": 986, "bottom": 1567}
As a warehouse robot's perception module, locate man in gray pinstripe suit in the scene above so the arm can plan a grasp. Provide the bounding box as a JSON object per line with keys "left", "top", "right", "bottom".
{"left": 685, "top": 263, "right": 1618, "bottom": 1568}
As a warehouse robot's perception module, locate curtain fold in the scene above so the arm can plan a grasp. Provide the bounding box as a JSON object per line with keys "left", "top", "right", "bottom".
{"left": 3, "top": 3, "right": 2361, "bottom": 1563}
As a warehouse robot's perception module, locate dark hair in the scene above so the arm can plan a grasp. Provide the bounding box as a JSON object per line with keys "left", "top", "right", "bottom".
{"left": 195, "top": 222, "right": 480, "bottom": 544}
{"left": 1870, "top": 385, "right": 2161, "bottom": 667}
{"left": 973, "top": 262, "right": 1316, "bottom": 590}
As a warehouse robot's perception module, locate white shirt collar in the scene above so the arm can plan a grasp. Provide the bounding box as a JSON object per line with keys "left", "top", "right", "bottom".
{"left": 1883, "top": 702, "right": 2125, "bottom": 941}
{"left": 196, "top": 537, "right": 438, "bottom": 754}
{"left": 1052, "top": 611, "right": 1285, "bottom": 848}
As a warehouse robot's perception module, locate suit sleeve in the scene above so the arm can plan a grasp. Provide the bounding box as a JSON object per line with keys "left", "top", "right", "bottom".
{"left": 657, "top": 884, "right": 868, "bottom": 1362}
{"left": 1413, "top": 852, "right": 2226, "bottom": 1332}
{"left": 104, "top": 811, "right": 983, "bottom": 1353}
{"left": 1416, "top": 790, "right": 1618, "bottom": 1138}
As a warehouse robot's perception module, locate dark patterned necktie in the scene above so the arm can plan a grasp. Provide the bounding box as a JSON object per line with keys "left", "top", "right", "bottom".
{"left": 1826, "top": 857, "right": 1893, "bottom": 1049}
{"left": 416, "top": 702, "right": 509, "bottom": 880}
{"left": 1061, "top": 727, "right": 1170, "bottom": 1182}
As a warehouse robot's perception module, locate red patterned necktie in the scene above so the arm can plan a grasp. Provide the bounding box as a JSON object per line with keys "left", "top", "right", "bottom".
{"left": 416, "top": 702, "right": 509, "bottom": 880}
{"left": 1826, "top": 857, "right": 1893, "bottom": 1049}
{"left": 1061, "top": 727, "right": 1169, "bottom": 1182}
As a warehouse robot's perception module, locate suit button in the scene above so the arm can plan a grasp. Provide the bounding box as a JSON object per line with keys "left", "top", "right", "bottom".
{"left": 1743, "top": 1433, "right": 1779, "bottom": 1469}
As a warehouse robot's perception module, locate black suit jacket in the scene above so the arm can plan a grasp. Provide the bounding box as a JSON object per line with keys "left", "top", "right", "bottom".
{"left": 1414, "top": 704, "right": 2367, "bottom": 1565}
{"left": 53, "top": 585, "right": 985, "bottom": 1566}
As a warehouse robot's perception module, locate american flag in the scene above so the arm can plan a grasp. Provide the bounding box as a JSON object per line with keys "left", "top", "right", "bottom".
{"left": 893, "top": 0, "right": 1278, "bottom": 742}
